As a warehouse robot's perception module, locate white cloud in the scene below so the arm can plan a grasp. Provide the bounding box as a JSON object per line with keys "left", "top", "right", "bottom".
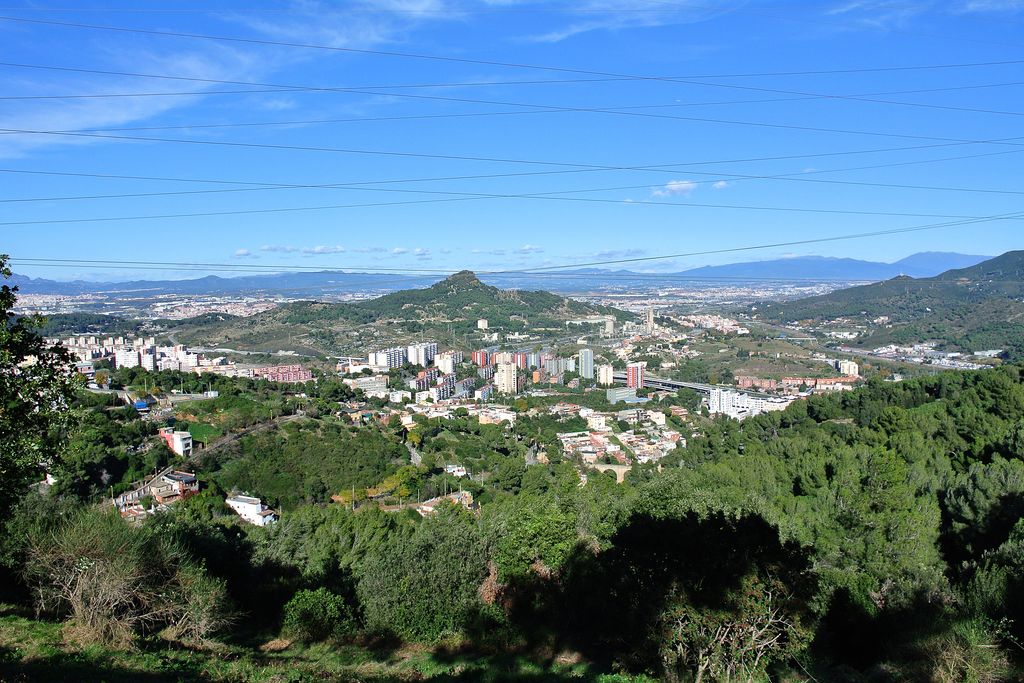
{"left": 651, "top": 180, "right": 697, "bottom": 198}
{"left": 712, "top": 181, "right": 730, "bottom": 190}
{"left": 959, "top": 0, "right": 1024, "bottom": 10}
{"left": 595, "top": 248, "right": 647, "bottom": 259}
{"left": 0, "top": 2, "right": 463, "bottom": 158}
{"left": 391, "top": 247, "right": 409, "bottom": 254}
{"left": 302, "top": 245, "right": 346, "bottom": 254}
{"left": 519, "top": 0, "right": 742, "bottom": 43}
{"left": 256, "top": 97, "right": 300, "bottom": 112}
{"left": 823, "top": 1, "right": 949, "bottom": 28}
{"left": 261, "top": 244, "right": 300, "bottom": 253}
{"left": 233, "top": 248, "right": 256, "bottom": 259}
{"left": 516, "top": 244, "right": 543, "bottom": 254}
{"left": 414, "top": 247, "right": 432, "bottom": 260}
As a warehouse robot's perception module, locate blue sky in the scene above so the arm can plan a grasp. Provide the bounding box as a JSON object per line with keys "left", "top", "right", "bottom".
{"left": 2, "top": 0, "right": 1023, "bottom": 280}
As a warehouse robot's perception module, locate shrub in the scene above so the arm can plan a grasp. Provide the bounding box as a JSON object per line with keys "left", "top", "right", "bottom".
{"left": 925, "top": 619, "right": 1011, "bottom": 683}
{"left": 25, "top": 507, "right": 231, "bottom": 647}
{"left": 281, "top": 588, "right": 356, "bottom": 642}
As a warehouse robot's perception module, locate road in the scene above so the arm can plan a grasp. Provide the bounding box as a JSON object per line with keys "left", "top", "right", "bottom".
{"left": 191, "top": 346, "right": 319, "bottom": 359}
{"left": 611, "top": 372, "right": 771, "bottom": 398}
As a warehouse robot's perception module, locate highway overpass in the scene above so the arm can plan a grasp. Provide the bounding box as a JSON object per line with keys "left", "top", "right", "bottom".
{"left": 611, "top": 372, "right": 770, "bottom": 398}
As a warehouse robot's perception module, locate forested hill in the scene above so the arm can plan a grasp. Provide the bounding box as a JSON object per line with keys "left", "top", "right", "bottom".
{"left": 346, "top": 270, "right": 623, "bottom": 323}
{"left": 254, "top": 270, "right": 624, "bottom": 331}
{"left": 754, "top": 250, "right": 1024, "bottom": 356}
{"left": 169, "top": 270, "right": 626, "bottom": 354}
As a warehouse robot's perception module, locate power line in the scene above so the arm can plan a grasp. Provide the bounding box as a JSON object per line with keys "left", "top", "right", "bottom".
{"left": 5, "top": 59, "right": 1024, "bottom": 96}
{"left": 8, "top": 211, "right": 1023, "bottom": 276}
{"left": 3, "top": 61, "right": 1023, "bottom": 121}
{"left": 644, "top": 0, "right": 1024, "bottom": 50}
{"left": 5, "top": 142, "right": 1024, "bottom": 205}
{"left": 507, "top": 212, "right": 1024, "bottom": 273}
{"left": 7, "top": 181, "right": 1016, "bottom": 226}
{"left": 0, "top": 169, "right": 1018, "bottom": 223}
{"left": 3, "top": 2, "right": 1022, "bottom": 53}
{"left": 9, "top": 257, "right": 452, "bottom": 274}
{"left": 4, "top": 77, "right": 1021, "bottom": 131}
{"left": 6, "top": 119, "right": 1024, "bottom": 181}
{"left": 7, "top": 135, "right": 1024, "bottom": 192}
{"left": 3, "top": 13, "right": 1021, "bottom": 79}
{"left": 2, "top": 21, "right": 1023, "bottom": 122}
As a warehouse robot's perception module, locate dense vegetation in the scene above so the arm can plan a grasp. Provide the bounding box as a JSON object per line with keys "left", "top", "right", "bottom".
{"left": 5, "top": 365, "right": 1024, "bottom": 680}
{"left": 208, "top": 419, "right": 409, "bottom": 510}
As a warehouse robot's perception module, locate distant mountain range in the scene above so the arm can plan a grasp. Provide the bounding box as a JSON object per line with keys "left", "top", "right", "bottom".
{"left": 755, "top": 250, "right": 1024, "bottom": 358}
{"left": 11, "top": 252, "right": 990, "bottom": 296}
{"left": 674, "top": 252, "right": 991, "bottom": 282}
{"left": 9, "top": 271, "right": 438, "bottom": 297}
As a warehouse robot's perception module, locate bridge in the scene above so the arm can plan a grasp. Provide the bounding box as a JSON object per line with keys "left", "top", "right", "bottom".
{"left": 611, "top": 372, "right": 770, "bottom": 398}
{"left": 588, "top": 463, "right": 631, "bottom": 483}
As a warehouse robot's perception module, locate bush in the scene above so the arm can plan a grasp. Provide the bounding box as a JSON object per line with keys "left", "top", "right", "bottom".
{"left": 281, "top": 588, "right": 356, "bottom": 642}
{"left": 25, "top": 507, "right": 231, "bottom": 646}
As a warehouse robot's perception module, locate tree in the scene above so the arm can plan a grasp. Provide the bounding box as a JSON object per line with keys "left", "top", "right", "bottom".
{"left": 488, "top": 496, "right": 578, "bottom": 581}
{"left": 357, "top": 505, "right": 488, "bottom": 641}
{"left": 0, "top": 255, "right": 79, "bottom": 517}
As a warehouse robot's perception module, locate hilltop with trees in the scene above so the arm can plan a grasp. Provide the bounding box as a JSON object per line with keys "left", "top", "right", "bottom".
{"left": 169, "top": 270, "right": 626, "bottom": 355}
{"left": 754, "top": 250, "right": 1024, "bottom": 358}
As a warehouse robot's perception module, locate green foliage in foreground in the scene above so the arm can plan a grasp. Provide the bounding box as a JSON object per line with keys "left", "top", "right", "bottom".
{"left": 0, "top": 255, "right": 80, "bottom": 519}
{"left": 281, "top": 588, "right": 357, "bottom": 643}
{"left": 24, "top": 508, "right": 231, "bottom": 647}
{"left": 358, "top": 505, "right": 491, "bottom": 642}
{"left": 7, "top": 364, "right": 1024, "bottom": 681}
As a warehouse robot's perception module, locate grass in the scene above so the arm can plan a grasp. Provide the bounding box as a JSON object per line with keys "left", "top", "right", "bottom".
{"left": 187, "top": 423, "right": 223, "bottom": 444}
{"left": 0, "top": 606, "right": 657, "bottom": 683}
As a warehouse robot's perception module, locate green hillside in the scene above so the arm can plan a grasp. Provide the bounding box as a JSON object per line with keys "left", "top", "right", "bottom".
{"left": 171, "top": 271, "right": 625, "bottom": 354}
{"left": 754, "top": 250, "right": 1024, "bottom": 357}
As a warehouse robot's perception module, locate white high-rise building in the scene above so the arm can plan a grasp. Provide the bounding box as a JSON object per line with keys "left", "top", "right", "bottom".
{"left": 435, "top": 352, "right": 457, "bottom": 375}
{"left": 495, "top": 362, "right": 519, "bottom": 394}
{"left": 597, "top": 364, "right": 615, "bottom": 386}
{"left": 114, "top": 348, "right": 139, "bottom": 369}
{"left": 407, "top": 342, "right": 438, "bottom": 367}
{"left": 491, "top": 351, "right": 514, "bottom": 365}
{"left": 578, "top": 348, "right": 594, "bottom": 379}
{"left": 370, "top": 347, "right": 407, "bottom": 368}
{"left": 836, "top": 359, "right": 860, "bottom": 376}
